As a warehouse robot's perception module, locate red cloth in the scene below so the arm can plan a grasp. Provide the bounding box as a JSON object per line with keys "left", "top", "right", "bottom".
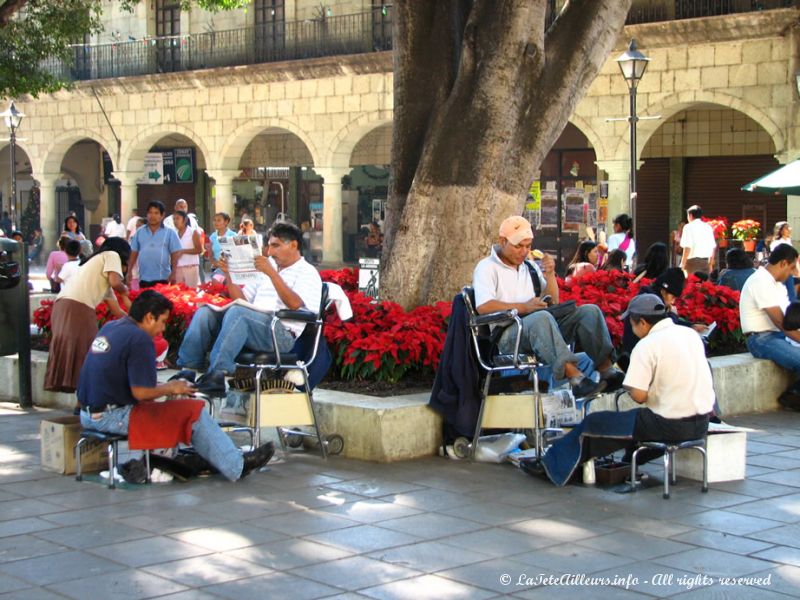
{"left": 128, "top": 399, "right": 205, "bottom": 450}
{"left": 153, "top": 334, "right": 169, "bottom": 360}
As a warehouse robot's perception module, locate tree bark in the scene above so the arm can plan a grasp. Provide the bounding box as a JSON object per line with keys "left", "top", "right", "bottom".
{"left": 382, "top": 0, "right": 632, "bottom": 308}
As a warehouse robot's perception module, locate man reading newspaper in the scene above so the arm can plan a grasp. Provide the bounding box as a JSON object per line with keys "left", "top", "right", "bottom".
{"left": 177, "top": 222, "right": 322, "bottom": 395}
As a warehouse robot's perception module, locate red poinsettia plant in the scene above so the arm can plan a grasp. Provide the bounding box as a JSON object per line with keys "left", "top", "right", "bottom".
{"left": 704, "top": 216, "right": 729, "bottom": 242}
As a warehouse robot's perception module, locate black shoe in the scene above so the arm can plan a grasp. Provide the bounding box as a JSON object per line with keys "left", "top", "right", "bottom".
{"left": 168, "top": 369, "right": 197, "bottom": 383}
{"left": 519, "top": 458, "right": 549, "bottom": 481}
{"left": 240, "top": 442, "right": 276, "bottom": 479}
{"left": 600, "top": 368, "right": 625, "bottom": 392}
{"left": 196, "top": 370, "right": 226, "bottom": 396}
{"left": 571, "top": 377, "right": 607, "bottom": 399}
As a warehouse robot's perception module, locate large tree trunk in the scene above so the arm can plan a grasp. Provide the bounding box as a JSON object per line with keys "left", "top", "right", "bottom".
{"left": 382, "top": 0, "right": 632, "bottom": 308}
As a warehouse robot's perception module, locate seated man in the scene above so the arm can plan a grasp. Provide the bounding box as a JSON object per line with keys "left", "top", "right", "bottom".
{"left": 525, "top": 294, "right": 715, "bottom": 485}
{"left": 740, "top": 243, "right": 800, "bottom": 410}
{"left": 78, "top": 290, "right": 274, "bottom": 481}
{"left": 473, "top": 216, "right": 621, "bottom": 398}
{"left": 178, "top": 222, "right": 322, "bottom": 394}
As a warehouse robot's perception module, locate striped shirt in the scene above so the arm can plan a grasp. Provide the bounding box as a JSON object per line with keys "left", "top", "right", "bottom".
{"left": 242, "top": 257, "right": 322, "bottom": 337}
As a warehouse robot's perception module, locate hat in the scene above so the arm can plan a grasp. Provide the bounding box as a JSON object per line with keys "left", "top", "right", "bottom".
{"left": 654, "top": 267, "right": 686, "bottom": 297}
{"left": 499, "top": 216, "right": 534, "bottom": 245}
{"left": 621, "top": 294, "right": 667, "bottom": 319}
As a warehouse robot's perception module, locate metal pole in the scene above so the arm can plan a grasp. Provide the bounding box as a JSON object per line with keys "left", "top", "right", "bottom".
{"left": 9, "top": 127, "right": 16, "bottom": 230}
{"left": 629, "top": 85, "right": 638, "bottom": 237}
{"left": 17, "top": 240, "right": 31, "bottom": 408}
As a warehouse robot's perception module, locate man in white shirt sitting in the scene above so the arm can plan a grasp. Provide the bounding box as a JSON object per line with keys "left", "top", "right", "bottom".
{"left": 739, "top": 243, "right": 800, "bottom": 410}
{"left": 680, "top": 205, "right": 717, "bottom": 276}
{"left": 177, "top": 222, "right": 322, "bottom": 394}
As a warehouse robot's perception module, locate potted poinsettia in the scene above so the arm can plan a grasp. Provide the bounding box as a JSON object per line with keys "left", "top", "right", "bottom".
{"left": 705, "top": 217, "right": 729, "bottom": 247}
{"left": 731, "top": 219, "right": 761, "bottom": 252}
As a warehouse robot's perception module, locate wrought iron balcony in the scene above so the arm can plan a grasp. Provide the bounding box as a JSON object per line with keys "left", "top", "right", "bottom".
{"left": 625, "top": 0, "right": 795, "bottom": 24}
{"left": 43, "top": 7, "right": 393, "bottom": 82}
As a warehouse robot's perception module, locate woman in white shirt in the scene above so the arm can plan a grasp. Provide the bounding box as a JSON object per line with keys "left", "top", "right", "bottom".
{"left": 605, "top": 213, "right": 636, "bottom": 269}
{"left": 173, "top": 210, "right": 202, "bottom": 287}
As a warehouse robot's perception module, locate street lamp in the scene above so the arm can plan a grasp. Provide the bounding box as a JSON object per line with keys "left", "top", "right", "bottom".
{"left": 0, "top": 101, "right": 24, "bottom": 230}
{"left": 616, "top": 39, "right": 649, "bottom": 236}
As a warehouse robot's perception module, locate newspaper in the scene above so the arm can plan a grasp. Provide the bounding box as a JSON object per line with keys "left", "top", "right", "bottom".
{"left": 218, "top": 234, "right": 265, "bottom": 285}
{"left": 541, "top": 389, "right": 581, "bottom": 428}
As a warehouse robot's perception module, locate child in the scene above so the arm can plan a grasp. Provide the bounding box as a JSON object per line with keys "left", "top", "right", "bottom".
{"left": 56, "top": 239, "right": 82, "bottom": 287}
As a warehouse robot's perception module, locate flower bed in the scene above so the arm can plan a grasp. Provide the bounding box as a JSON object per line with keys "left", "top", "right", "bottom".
{"left": 32, "top": 268, "right": 743, "bottom": 383}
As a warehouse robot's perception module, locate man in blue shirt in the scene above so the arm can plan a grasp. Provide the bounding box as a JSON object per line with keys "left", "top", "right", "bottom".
{"left": 78, "top": 290, "right": 275, "bottom": 481}
{"left": 128, "top": 201, "right": 183, "bottom": 287}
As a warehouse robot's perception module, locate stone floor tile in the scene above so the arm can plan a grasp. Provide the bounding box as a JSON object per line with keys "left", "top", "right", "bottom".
{"left": 437, "top": 501, "right": 546, "bottom": 526}
{"left": 149, "top": 591, "right": 224, "bottom": 600}
{"left": 0, "top": 499, "right": 65, "bottom": 522}
{"left": 246, "top": 508, "right": 360, "bottom": 536}
{"left": 576, "top": 531, "right": 696, "bottom": 561}
{"left": 670, "top": 585, "right": 789, "bottom": 599}
{"left": 738, "top": 565, "right": 800, "bottom": 597}
{"left": 204, "top": 571, "right": 341, "bottom": 600}
{"left": 439, "top": 528, "right": 560, "bottom": 558}
{"left": 0, "top": 549, "right": 126, "bottom": 585}
{"left": 117, "top": 508, "right": 232, "bottom": 534}
{"left": 368, "top": 540, "right": 490, "bottom": 573}
{"left": 591, "top": 561, "right": 711, "bottom": 597}
{"left": 247, "top": 487, "right": 364, "bottom": 511}
{"left": 710, "top": 479, "right": 800, "bottom": 499}
{"left": 46, "top": 569, "right": 188, "bottom": 600}
{"left": 376, "top": 488, "right": 477, "bottom": 510}
{"left": 746, "top": 454, "right": 800, "bottom": 471}
{"left": 746, "top": 441, "right": 798, "bottom": 455}
{"left": 750, "top": 469, "right": 800, "bottom": 488}
{"left": 511, "top": 541, "right": 636, "bottom": 573}
{"left": 0, "top": 572, "right": 31, "bottom": 594}
{"left": 750, "top": 546, "right": 800, "bottom": 568}
{"left": 504, "top": 517, "right": 614, "bottom": 543}
{"left": 87, "top": 536, "right": 212, "bottom": 568}
{"left": 316, "top": 499, "right": 423, "bottom": 524}
{"left": 291, "top": 555, "right": 421, "bottom": 591}
{"left": 438, "top": 557, "right": 561, "bottom": 594}
{"left": 746, "top": 523, "right": 800, "bottom": 548}
{"left": 32, "top": 521, "right": 152, "bottom": 549}
{"left": 680, "top": 489, "right": 762, "bottom": 509}
{"left": 598, "top": 515, "right": 693, "bottom": 538}
{"left": 670, "top": 529, "right": 774, "bottom": 556}
{"left": 674, "top": 510, "right": 785, "bottom": 536}
{"left": 0, "top": 517, "right": 57, "bottom": 540}
{"left": 724, "top": 493, "right": 800, "bottom": 523}
{"left": 653, "top": 548, "right": 775, "bottom": 578}
{"left": 142, "top": 552, "right": 273, "bottom": 586}
{"left": 512, "top": 584, "right": 652, "bottom": 599}
{"left": 0, "top": 534, "right": 68, "bottom": 563}
{"left": 376, "top": 512, "right": 486, "bottom": 539}
{"left": 169, "top": 522, "right": 288, "bottom": 551}
{"left": 322, "top": 479, "right": 424, "bottom": 498}
{"left": 359, "top": 573, "right": 497, "bottom": 600}
{"left": 191, "top": 496, "right": 299, "bottom": 520}
{"left": 0, "top": 588, "right": 67, "bottom": 600}
{"left": 225, "top": 538, "right": 352, "bottom": 570}
{"left": 305, "top": 524, "right": 421, "bottom": 554}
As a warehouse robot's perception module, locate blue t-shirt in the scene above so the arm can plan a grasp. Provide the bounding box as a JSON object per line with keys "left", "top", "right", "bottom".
{"left": 77, "top": 317, "right": 156, "bottom": 410}
{"left": 209, "top": 228, "right": 237, "bottom": 261}
{"left": 131, "top": 224, "right": 182, "bottom": 281}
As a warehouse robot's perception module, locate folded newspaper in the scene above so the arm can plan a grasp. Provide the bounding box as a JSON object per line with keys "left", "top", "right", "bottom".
{"left": 218, "top": 234, "right": 265, "bottom": 285}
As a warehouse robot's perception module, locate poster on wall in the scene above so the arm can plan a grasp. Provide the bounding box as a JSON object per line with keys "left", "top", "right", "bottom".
{"left": 563, "top": 188, "right": 585, "bottom": 232}
{"left": 598, "top": 180, "right": 609, "bottom": 230}
{"left": 138, "top": 153, "right": 164, "bottom": 185}
{"left": 539, "top": 190, "right": 559, "bottom": 228}
{"left": 372, "top": 199, "right": 385, "bottom": 225}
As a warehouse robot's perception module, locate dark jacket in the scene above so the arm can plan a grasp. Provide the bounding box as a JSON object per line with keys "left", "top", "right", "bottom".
{"left": 429, "top": 294, "right": 481, "bottom": 441}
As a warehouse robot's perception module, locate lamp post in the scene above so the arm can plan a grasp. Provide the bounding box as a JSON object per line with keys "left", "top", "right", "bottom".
{"left": 0, "top": 101, "right": 29, "bottom": 408}
{"left": 616, "top": 39, "right": 649, "bottom": 236}
{"left": 0, "top": 101, "right": 24, "bottom": 230}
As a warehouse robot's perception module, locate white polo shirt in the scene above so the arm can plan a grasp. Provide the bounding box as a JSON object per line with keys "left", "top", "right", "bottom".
{"left": 473, "top": 246, "right": 546, "bottom": 308}
{"left": 739, "top": 266, "right": 788, "bottom": 334}
{"left": 680, "top": 219, "right": 717, "bottom": 259}
{"left": 242, "top": 256, "right": 322, "bottom": 338}
{"left": 623, "top": 318, "right": 715, "bottom": 419}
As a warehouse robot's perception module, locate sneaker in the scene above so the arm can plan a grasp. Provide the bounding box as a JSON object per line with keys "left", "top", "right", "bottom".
{"left": 571, "top": 376, "right": 607, "bottom": 399}
{"left": 168, "top": 369, "right": 197, "bottom": 383}
{"left": 240, "top": 442, "right": 276, "bottom": 479}
{"left": 600, "top": 368, "right": 625, "bottom": 392}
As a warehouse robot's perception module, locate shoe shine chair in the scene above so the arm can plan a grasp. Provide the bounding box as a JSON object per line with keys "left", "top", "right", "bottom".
{"left": 232, "top": 283, "right": 343, "bottom": 458}
{"left": 454, "top": 286, "right": 561, "bottom": 461}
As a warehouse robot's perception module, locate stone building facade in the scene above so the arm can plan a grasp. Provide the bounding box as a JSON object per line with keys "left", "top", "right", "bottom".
{"left": 1, "top": 2, "right": 797, "bottom": 268}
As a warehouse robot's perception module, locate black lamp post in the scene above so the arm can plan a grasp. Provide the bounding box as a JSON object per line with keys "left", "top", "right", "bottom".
{"left": 616, "top": 39, "right": 649, "bottom": 236}
{"left": 0, "top": 101, "right": 24, "bottom": 230}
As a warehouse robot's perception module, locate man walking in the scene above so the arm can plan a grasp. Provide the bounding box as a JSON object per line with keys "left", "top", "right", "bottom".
{"left": 680, "top": 205, "right": 716, "bottom": 276}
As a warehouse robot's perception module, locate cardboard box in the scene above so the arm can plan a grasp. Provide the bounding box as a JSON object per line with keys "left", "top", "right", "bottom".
{"left": 40, "top": 416, "right": 106, "bottom": 474}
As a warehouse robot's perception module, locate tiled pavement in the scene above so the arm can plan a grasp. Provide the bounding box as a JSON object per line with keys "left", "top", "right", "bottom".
{"left": 1, "top": 403, "right": 800, "bottom": 599}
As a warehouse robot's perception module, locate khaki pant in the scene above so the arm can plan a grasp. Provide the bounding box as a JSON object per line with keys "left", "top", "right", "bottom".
{"left": 685, "top": 257, "right": 710, "bottom": 275}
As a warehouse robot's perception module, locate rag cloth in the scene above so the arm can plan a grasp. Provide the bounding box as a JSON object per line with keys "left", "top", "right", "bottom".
{"left": 542, "top": 409, "right": 638, "bottom": 486}
{"left": 324, "top": 282, "right": 353, "bottom": 321}
{"left": 128, "top": 399, "right": 205, "bottom": 450}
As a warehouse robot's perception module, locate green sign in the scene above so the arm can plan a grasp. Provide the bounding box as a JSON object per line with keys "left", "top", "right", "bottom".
{"left": 174, "top": 148, "right": 195, "bottom": 183}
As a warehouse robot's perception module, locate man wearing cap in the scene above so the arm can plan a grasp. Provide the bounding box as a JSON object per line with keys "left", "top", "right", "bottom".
{"left": 525, "top": 294, "right": 715, "bottom": 486}
{"left": 740, "top": 243, "right": 800, "bottom": 410}
{"left": 680, "top": 205, "right": 717, "bottom": 276}
{"left": 473, "top": 216, "right": 621, "bottom": 399}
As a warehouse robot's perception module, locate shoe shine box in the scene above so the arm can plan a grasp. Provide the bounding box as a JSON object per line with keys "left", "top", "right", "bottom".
{"left": 40, "top": 416, "right": 106, "bottom": 474}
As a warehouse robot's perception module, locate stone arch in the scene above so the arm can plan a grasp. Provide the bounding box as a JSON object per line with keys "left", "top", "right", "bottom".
{"left": 566, "top": 115, "right": 606, "bottom": 159}
{"left": 39, "top": 129, "right": 117, "bottom": 177}
{"left": 0, "top": 140, "right": 39, "bottom": 177}
{"left": 616, "top": 90, "right": 784, "bottom": 161}
{"left": 122, "top": 124, "right": 211, "bottom": 175}
{"left": 324, "top": 110, "right": 392, "bottom": 168}
{"left": 217, "top": 118, "right": 320, "bottom": 171}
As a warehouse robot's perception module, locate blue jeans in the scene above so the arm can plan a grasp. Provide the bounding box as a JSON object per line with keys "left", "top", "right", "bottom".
{"left": 499, "top": 304, "right": 613, "bottom": 380}
{"left": 178, "top": 305, "right": 295, "bottom": 374}
{"left": 80, "top": 405, "right": 244, "bottom": 481}
{"left": 747, "top": 331, "right": 800, "bottom": 376}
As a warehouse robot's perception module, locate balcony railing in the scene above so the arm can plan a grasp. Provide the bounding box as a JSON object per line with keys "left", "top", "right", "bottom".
{"left": 43, "top": 8, "right": 393, "bottom": 82}
{"left": 45, "top": 2, "right": 794, "bottom": 83}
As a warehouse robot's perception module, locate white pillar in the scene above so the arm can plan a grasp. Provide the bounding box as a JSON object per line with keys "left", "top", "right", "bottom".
{"left": 36, "top": 173, "right": 60, "bottom": 253}
{"left": 596, "top": 159, "right": 633, "bottom": 230}
{"left": 115, "top": 172, "right": 139, "bottom": 225}
{"left": 317, "top": 166, "right": 349, "bottom": 265}
{"left": 206, "top": 169, "right": 238, "bottom": 218}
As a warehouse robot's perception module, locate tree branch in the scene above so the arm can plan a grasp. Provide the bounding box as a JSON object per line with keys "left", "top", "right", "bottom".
{"left": 0, "top": 0, "right": 28, "bottom": 27}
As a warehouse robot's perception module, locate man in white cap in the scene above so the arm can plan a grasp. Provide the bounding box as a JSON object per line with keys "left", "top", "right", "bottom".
{"left": 472, "top": 215, "right": 621, "bottom": 398}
